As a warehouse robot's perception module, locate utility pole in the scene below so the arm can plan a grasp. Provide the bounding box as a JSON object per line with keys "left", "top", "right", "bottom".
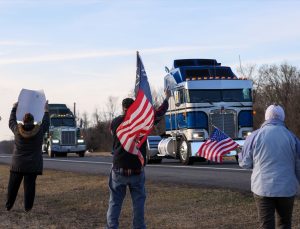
{"left": 73, "top": 102, "right": 76, "bottom": 119}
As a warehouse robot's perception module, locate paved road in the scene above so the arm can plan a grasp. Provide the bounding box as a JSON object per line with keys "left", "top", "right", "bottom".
{"left": 0, "top": 154, "right": 252, "bottom": 191}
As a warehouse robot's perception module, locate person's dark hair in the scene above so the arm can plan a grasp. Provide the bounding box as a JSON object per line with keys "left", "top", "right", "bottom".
{"left": 122, "top": 98, "right": 134, "bottom": 110}
{"left": 23, "top": 113, "right": 34, "bottom": 124}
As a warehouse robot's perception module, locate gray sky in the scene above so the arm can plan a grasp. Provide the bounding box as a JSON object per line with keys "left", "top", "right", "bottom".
{"left": 1, "top": 0, "right": 300, "bottom": 140}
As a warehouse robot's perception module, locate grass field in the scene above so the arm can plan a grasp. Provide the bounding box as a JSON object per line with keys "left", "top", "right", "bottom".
{"left": 0, "top": 164, "right": 299, "bottom": 229}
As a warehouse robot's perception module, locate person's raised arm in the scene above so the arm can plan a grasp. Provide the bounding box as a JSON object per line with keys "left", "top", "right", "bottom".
{"left": 9, "top": 102, "right": 18, "bottom": 134}
{"left": 154, "top": 89, "right": 171, "bottom": 125}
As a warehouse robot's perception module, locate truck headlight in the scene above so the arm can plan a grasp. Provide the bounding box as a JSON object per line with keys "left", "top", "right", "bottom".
{"left": 77, "top": 139, "right": 84, "bottom": 144}
{"left": 52, "top": 139, "right": 59, "bottom": 144}
{"left": 242, "top": 131, "right": 252, "bottom": 139}
{"left": 192, "top": 131, "right": 205, "bottom": 140}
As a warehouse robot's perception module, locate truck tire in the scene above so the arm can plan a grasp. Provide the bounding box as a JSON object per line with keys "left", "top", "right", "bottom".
{"left": 57, "top": 153, "right": 67, "bottom": 157}
{"left": 178, "top": 139, "right": 194, "bottom": 165}
{"left": 78, "top": 151, "right": 85, "bottom": 157}
{"left": 152, "top": 158, "right": 162, "bottom": 164}
{"left": 146, "top": 148, "right": 150, "bottom": 165}
{"left": 47, "top": 143, "right": 55, "bottom": 158}
{"left": 146, "top": 147, "right": 162, "bottom": 164}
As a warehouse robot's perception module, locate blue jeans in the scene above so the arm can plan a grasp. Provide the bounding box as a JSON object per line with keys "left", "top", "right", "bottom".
{"left": 106, "top": 169, "right": 146, "bottom": 229}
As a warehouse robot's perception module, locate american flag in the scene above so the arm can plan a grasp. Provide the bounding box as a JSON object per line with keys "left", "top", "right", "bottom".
{"left": 116, "top": 52, "right": 154, "bottom": 166}
{"left": 197, "top": 127, "right": 239, "bottom": 163}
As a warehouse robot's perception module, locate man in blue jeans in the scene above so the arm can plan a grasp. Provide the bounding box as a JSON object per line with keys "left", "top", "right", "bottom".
{"left": 106, "top": 90, "right": 170, "bottom": 229}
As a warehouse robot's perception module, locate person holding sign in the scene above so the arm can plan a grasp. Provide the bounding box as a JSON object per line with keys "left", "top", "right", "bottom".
{"left": 6, "top": 91, "right": 49, "bottom": 212}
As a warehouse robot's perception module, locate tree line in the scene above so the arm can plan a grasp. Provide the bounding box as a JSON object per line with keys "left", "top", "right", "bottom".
{"left": 0, "top": 62, "right": 299, "bottom": 153}
{"left": 238, "top": 63, "right": 300, "bottom": 135}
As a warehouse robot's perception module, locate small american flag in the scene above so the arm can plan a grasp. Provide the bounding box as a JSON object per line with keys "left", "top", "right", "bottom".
{"left": 116, "top": 52, "right": 154, "bottom": 166}
{"left": 197, "top": 127, "right": 239, "bottom": 163}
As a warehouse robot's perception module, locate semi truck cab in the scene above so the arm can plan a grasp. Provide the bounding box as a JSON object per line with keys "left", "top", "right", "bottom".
{"left": 43, "top": 104, "right": 86, "bottom": 157}
{"left": 148, "top": 59, "right": 253, "bottom": 165}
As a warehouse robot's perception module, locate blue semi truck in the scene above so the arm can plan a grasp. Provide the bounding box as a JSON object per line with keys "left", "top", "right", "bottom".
{"left": 147, "top": 59, "right": 253, "bottom": 165}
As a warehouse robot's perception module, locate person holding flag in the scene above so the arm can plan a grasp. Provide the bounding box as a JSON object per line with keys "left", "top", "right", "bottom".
{"left": 106, "top": 52, "right": 170, "bottom": 229}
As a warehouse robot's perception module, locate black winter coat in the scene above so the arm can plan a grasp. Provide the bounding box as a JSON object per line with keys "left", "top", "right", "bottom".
{"left": 9, "top": 107, "right": 50, "bottom": 174}
{"left": 111, "top": 99, "right": 169, "bottom": 170}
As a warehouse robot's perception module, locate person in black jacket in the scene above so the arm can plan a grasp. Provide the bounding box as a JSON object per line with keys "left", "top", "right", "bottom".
{"left": 106, "top": 90, "right": 170, "bottom": 229}
{"left": 6, "top": 101, "right": 49, "bottom": 212}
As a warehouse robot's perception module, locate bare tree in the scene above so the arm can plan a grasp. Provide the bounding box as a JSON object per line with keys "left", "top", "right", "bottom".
{"left": 84, "top": 96, "right": 119, "bottom": 152}
{"left": 237, "top": 63, "right": 257, "bottom": 80}
{"left": 92, "top": 108, "right": 101, "bottom": 126}
{"left": 103, "top": 96, "right": 119, "bottom": 122}
{"left": 253, "top": 63, "right": 300, "bottom": 135}
{"left": 81, "top": 112, "right": 90, "bottom": 129}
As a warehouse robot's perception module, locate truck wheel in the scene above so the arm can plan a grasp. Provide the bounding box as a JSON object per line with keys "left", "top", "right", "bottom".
{"left": 57, "top": 153, "right": 67, "bottom": 157}
{"left": 178, "top": 139, "right": 193, "bottom": 165}
{"left": 146, "top": 147, "right": 151, "bottom": 165}
{"left": 47, "top": 144, "right": 55, "bottom": 158}
{"left": 151, "top": 158, "right": 162, "bottom": 164}
{"left": 78, "top": 151, "right": 85, "bottom": 157}
{"left": 146, "top": 147, "right": 162, "bottom": 164}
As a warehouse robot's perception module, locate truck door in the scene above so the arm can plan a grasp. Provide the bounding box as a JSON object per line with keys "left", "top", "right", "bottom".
{"left": 174, "top": 88, "right": 187, "bottom": 129}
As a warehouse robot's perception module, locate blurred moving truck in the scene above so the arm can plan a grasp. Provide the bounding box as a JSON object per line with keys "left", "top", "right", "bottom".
{"left": 42, "top": 104, "right": 86, "bottom": 157}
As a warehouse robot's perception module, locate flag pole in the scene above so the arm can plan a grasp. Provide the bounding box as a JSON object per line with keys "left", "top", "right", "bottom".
{"left": 212, "top": 124, "right": 219, "bottom": 130}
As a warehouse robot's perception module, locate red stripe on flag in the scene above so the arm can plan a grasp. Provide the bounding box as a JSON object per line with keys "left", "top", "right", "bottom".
{"left": 116, "top": 90, "right": 154, "bottom": 166}
{"left": 118, "top": 99, "right": 154, "bottom": 149}
{"left": 197, "top": 136, "right": 238, "bottom": 163}
{"left": 117, "top": 92, "right": 149, "bottom": 136}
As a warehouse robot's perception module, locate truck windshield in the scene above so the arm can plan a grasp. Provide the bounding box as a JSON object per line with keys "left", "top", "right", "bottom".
{"left": 187, "top": 89, "right": 252, "bottom": 103}
{"left": 50, "top": 118, "right": 76, "bottom": 127}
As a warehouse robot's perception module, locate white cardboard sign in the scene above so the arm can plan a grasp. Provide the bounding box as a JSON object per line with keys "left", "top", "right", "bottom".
{"left": 16, "top": 89, "right": 46, "bottom": 123}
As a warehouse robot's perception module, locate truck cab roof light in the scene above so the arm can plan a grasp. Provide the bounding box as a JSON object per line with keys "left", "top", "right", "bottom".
{"left": 185, "top": 75, "right": 240, "bottom": 80}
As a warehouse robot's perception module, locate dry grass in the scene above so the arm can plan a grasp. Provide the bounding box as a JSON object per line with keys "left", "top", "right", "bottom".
{"left": 0, "top": 164, "right": 299, "bottom": 229}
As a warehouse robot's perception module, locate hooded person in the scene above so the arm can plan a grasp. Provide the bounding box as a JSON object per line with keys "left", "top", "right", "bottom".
{"left": 6, "top": 101, "right": 49, "bottom": 212}
{"left": 239, "top": 104, "right": 300, "bottom": 228}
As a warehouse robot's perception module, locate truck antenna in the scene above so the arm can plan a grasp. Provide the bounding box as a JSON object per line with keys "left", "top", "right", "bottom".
{"left": 239, "top": 55, "right": 246, "bottom": 78}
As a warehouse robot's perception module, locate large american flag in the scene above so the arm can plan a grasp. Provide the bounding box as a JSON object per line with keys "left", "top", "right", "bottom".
{"left": 116, "top": 52, "right": 154, "bottom": 166}
{"left": 197, "top": 127, "right": 239, "bottom": 163}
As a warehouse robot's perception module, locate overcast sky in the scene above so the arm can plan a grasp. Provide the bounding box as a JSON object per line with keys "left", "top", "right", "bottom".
{"left": 0, "top": 0, "right": 300, "bottom": 140}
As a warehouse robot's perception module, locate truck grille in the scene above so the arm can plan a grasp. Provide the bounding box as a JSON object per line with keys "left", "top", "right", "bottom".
{"left": 61, "top": 131, "right": 76, "bottom": 145}
{"left": 209, "top": 109, "right": 237, "bottom": 138}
